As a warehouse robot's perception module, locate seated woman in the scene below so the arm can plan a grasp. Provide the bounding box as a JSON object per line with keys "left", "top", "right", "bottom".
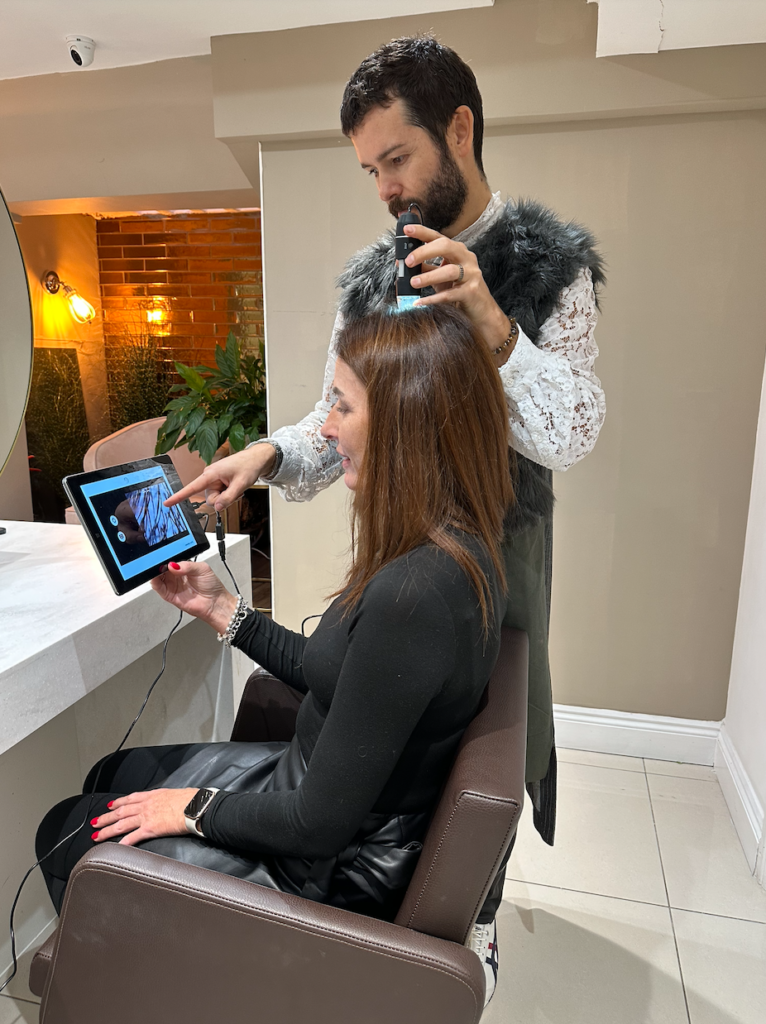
{"left": 37, "top": 305, "right": 514, "bottom": 922}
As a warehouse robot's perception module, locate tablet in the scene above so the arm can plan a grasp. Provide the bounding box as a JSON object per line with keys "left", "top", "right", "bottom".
{"left": 63, "top": 456, "right": 210, "bottom": 595}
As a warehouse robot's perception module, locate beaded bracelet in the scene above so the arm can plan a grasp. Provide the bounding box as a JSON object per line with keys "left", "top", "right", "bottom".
{"left": 217, "top": 594, "right": 250, "bottom": 647}
{"left": 492, "top": 317, "right": 519, "bottom": 357}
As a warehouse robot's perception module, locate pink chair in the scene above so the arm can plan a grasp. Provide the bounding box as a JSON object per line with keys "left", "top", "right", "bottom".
{"left": 65, "top": 417, "right": 214, "bottom": 525}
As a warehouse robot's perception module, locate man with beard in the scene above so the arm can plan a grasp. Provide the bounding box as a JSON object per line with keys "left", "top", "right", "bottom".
{"left": 170, "top": 34, "right": 605, "bottom": 1004}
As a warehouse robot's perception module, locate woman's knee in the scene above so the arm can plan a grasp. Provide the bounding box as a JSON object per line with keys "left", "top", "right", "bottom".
{"left": 35, "top": 795, "right": 84, "bottom": 863}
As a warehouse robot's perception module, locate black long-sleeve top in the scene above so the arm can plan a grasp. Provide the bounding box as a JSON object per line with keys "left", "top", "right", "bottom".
{"left": 203, "top": 538, "right": 502, "bottom": 860}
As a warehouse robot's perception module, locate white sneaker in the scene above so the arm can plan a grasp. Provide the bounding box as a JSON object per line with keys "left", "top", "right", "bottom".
{"left": 468, "top": 919, "right": 498, "bottom": 1006}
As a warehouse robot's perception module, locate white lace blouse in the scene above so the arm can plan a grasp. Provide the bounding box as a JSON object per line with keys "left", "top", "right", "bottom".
{"left": 261, "top": 195, "right": 605, "bottom": 502}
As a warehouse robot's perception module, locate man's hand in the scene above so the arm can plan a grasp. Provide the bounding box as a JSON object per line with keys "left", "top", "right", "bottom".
{"left": 151, "top": 561, "right": 238, "bottom": 633}
{"left": 165, "top": 444, "right": 277, "bottom": 512}
{"left": 402, "top": 223, "right": 516, "bottom": 364}
{"left": 91, "top": 789, "right": 199, "bottom": 847}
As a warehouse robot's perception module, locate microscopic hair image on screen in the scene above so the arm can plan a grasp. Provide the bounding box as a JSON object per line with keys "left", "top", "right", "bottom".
{"left": 125, "top": 477, "right": 187, "bottom": 547}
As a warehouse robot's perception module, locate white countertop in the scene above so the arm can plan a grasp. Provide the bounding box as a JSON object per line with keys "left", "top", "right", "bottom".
{"left": 0, "top": 520, "right": 250, "bottom": 756}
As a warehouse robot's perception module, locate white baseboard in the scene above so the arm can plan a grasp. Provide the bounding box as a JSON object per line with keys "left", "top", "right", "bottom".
{"left": 553, "top": 704, "right": 720, "bottom": 765}
{"left": 715, "top": 724, "right": 765, "bottom": 874}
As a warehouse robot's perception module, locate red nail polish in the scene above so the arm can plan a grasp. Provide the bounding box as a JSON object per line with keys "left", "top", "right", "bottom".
{"left": 107, "top": 801, "right": 114, "bottom": 809}
{"left": 90, "top": 818, "right": 98, "bottom": 826}
{"left": 169, "top": 562, "right": 181, "bottom": 571}
{"left": 92, "top": 831, "right": 100, "bottom": 840}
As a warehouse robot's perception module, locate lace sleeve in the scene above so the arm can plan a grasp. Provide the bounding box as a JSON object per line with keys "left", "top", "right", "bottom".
{"left": 498, "top": 267, "right": 605, "bottom": 471}
{"left": 257, "top": 314, "right": 344, "bottom": 502}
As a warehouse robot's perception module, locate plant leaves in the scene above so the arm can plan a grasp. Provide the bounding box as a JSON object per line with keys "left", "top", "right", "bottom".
{"left": 216, "top": 412, "right": 233, "bottom": 439}
{"left": 184, "top": 406, "right": 206, "bottom": 438}
{"left": 163, "top": 397, "right": 189, "bottom": 411}
{"left": 228, "top": 421, "right": 246, "bottom": 452}
{"left": 215, "top": 340, "right": 237, "bottom": 379}
{"left": 228, "top": 399, "right": 252, "bottom": 418}
{"left": 195, "top": 418, "right": 220, "bottom": 465}
{"left": 155, "top": 425, "right": 181, "bottom": 455}
{"left": 174, "top": 361, "right": 207, "bottom": 393}
{"left": 163, "top": 410, "right": 183, "bottom": 433}
{"left": 227, "top": 331, "right": 241, "bottom": 379}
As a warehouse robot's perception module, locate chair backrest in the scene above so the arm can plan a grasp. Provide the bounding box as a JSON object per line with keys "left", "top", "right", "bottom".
{"left": 394, "top": 626, "right": 528, "bottom": 946}
{"left": 83, "top": 417, "right": 207, "bottom": 489}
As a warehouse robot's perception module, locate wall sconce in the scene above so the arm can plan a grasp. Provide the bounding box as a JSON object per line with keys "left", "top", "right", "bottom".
{"left": 42, "top": 270, "right": 96, "bottom": 324}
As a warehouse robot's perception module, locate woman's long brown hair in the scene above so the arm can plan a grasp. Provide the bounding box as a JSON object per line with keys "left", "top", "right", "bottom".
{"left": 334, "top": 305, "right": 514, "bottom": 632}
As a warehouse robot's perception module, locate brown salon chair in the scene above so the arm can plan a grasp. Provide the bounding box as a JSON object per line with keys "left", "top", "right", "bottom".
{"left": 30, "top": 627, "right": 528, "bottom": 1024}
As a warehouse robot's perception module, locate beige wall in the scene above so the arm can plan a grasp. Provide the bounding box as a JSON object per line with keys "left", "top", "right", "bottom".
{"left": 260, "top": 114, "right": 766, "bottom": 721}
{"left": 231, "top": 1, "right": 766, "bottom": 721}
{"left": 0, "top": 55, "right": 250, "bottom": 205}
{"left": 492, "top": 113, "right": 766, "bottom": 720}
{"left": 212, "top": 1, "right": 766, "bottom": 145}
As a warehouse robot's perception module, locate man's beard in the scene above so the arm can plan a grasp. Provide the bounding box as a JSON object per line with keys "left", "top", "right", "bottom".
{"left": 388, "top": 149, "right": 468, "bottom": 232}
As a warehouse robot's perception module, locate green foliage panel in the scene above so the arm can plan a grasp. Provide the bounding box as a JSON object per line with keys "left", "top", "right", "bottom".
{"left": 25, "top": 348, "right": 90, "bottom": 502}
{"left": 106, "top": 335, "right": 172, "bottom": 433}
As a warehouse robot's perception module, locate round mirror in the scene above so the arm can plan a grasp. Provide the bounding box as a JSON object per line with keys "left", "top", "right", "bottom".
{"left": 0, "top": 185, "right": 33, "bottom": 476}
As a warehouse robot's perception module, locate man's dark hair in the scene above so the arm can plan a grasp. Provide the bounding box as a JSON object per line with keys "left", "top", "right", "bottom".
{"left": 340, "top": 35, "right": 485, "bottom": 177}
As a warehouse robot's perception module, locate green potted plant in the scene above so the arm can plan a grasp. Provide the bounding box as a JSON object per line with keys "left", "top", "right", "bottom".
{"left": 155, "top": 332, "right": 267, "bottom": 465}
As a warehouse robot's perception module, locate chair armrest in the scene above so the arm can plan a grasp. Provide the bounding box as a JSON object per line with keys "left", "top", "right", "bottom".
{"left": 29, "top": 933, "right": 56, "bottom": 997}
{"left": 229, "top": 668, "right": 303, "bottom": 742}
{"left": 40, "top": 845, "right": 484, "bottom": 1024}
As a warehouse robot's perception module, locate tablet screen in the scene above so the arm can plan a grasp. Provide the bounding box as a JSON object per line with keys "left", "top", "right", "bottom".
{"left": 64, "top": 457, "right": 210, "bottom": 594}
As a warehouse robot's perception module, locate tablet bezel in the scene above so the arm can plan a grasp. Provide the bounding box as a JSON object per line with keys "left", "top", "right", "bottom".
{"left": 63, "top": 455, "right": 210, "bottom": 596}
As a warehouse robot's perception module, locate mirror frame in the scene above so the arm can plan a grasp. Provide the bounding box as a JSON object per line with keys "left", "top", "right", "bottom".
{"left": 0, "top": 185, "right": 34, "bottom": 478}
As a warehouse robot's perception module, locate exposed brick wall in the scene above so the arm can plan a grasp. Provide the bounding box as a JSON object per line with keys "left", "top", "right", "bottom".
{"left": 96, "top": 211, "right": 263, "bottom": 370}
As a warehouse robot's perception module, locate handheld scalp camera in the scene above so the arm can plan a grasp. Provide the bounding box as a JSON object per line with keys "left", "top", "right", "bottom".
{"left": 395, "top": 203, "right": 424, "bottom": 310}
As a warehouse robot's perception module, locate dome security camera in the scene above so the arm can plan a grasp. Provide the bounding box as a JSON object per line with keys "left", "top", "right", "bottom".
{"left": 66, "top": 35, "right": 95, "bottom": 68}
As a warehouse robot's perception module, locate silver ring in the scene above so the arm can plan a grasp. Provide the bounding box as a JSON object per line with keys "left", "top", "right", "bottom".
{"left": 457, "top": 264, "right": 465, "bottom": 283}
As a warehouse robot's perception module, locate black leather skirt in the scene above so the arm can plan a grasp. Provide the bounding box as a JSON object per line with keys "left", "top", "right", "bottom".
{"left": 39, "top": 737, "right": 428, "bottom": 921}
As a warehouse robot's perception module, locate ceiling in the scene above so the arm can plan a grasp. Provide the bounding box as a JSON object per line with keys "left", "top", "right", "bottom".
{"left": 588, "top": 0, "right": 766, "bottom": 56}
{"left": 0, "top": 0, "right": 492, "bottom": 81}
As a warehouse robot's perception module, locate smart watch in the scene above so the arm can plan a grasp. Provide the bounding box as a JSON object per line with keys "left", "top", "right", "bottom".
{"left": 183, "top": 787, "right": 220, "bottom": 837}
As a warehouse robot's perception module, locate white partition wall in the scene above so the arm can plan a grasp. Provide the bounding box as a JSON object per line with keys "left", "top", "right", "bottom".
{"left": 718, "top": 361, "right": 766, "bottom": 882}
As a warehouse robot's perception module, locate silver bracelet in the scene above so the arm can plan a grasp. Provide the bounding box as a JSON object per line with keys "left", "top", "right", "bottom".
{"left": 217, "top": 594, "right": 250, "bottom": 647}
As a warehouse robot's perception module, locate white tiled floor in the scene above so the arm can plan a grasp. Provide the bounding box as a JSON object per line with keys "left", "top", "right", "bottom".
{"left": 0, "top": 994, "right": 38, "bottom": 1024}
{"left": 483, "top": 749, "right": 766, "bottom": 1024}
{"left": 2, "top": 748, "right": 764, "bottom": 1024}
{"left": 0, "top": 936, "right": 45, "bottom": 1023}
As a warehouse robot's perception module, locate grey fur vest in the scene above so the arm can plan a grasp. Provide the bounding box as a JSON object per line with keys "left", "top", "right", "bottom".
{"left": 337, "top": 198, "right": 605, "bottom": 533}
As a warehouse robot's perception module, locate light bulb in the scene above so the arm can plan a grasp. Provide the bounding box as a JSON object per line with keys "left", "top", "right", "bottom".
{"left": 67, "top": 290, "right": 96, "bottom": 324}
